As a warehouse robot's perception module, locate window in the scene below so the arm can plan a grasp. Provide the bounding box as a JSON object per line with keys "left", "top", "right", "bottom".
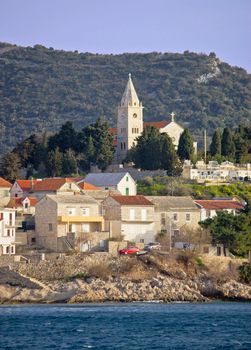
{"left": 126, "top": 176, "right": 129, "bottom": 181}
{"left": 9, "top": 213, "right": 13, "bottom": 226}
{"left": 173, "top": 229, "right": 180, "bottom": 236}
{"left": 129, "top": 209, "right": 135, "bottom": 220}
{"left": 121, "top": 142, "right": 123, "bottom": 150}
{"left": 81, "top": 224, "right": 90, "bottom": 233}
{"left": 186, "top": 213, "right": 191, "bottom": 222}
{"left": 48, "top": 223, "right": 53, "bottom": 232}
{"left": 161, "top": 213, "right": 166, "bottom": 226}
{"left": 173, "top": 213, "right": 178, "bottom": 221}
{"left": 141, "top": 209, "right": 147, "bottom": 220}
{"left": 24, "top": 203, "right": 29, "bottom": 209}
{"left": 68, "top": 208, "right": 76, "bottom": 216}
{"left": 140, "top": 239, "right": 144, "bottom": 243}
{"left": 125, "top": 188, "right": 129, "bottom": 195}
{"left": 11, "top": 246, "right": 14, "bottom": 254}
{"left": 0, "top": 212, "right": 3, "bottom": 220}
{"left": 7, "top": 229, "right": 10, "bottom": 237}
{"left": 82, "top": 208, "right": 90, "bottom": 216}
{"left": 6, "top": 246, "right": 10, "bottom": 254}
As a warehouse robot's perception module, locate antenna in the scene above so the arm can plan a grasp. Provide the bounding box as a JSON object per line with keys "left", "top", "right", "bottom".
{"left": 204, "top": 129, "right": 207, "bottom": 162}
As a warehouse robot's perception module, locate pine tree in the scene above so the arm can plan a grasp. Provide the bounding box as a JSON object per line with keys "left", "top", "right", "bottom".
{"left": 62, "top": 149, "right": 77, "bottom": 175}
{"left": 46, "top": 147, "right": 63, "bottom": 177}
{"left": 210, "top": 129, "right": 221, "bottom": 157}
{"left": 221, "top": 127, "right": 236, "bottom": 159}
{"left": 0, "top": 152, "right": 21, "bottom": 182}
{"left": 160, "top": 134, "right": 182, "bottom": 176}
{"left": 177, "top": 128, "right": 194, "bottom": 161}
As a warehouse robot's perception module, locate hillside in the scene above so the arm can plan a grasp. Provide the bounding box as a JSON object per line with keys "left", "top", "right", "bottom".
{"left": 0, "top": 42, "right": 251, "bottom": 156}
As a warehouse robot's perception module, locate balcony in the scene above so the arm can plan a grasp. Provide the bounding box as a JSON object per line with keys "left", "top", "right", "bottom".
{"left": 58, "top": 216, "right": 104, "bottom": 230}
{"left": 0, "top": 236, "right": 15, "bottom": 245}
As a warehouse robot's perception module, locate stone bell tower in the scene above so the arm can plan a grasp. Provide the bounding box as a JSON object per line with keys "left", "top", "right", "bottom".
{"left": 116, "top": 74, "right": 143, "bottom": 163}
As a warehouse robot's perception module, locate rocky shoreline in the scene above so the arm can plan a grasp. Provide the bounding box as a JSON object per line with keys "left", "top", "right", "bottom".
{"left": 0, "top": 254, "right": 250, "bottom": 304}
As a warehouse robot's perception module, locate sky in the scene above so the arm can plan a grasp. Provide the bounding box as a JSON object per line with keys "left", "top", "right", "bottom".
{"left": 1, "top": 0, "right": 251, "bottom": 72}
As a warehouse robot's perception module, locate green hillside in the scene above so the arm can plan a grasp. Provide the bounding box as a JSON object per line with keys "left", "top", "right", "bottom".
{"left": 0, "top": 42, "right": 251, "bottom": 156}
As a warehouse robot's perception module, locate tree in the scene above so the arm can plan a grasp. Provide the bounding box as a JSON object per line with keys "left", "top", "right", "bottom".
{"left": 177, "top": 128, "right": 194, "bottom": 161}
{"left": 234, "top": 125, "right": 250, "bottom": 163}
{"left": 160, "top": 134, "right": 182, "bottom": 176}
{"left": 62, "top": 149, "right": 77, "bottom": 175}
{"left": 46, "top": 147, "right": 63, "bottom": 177}
{"left": 0, "top": 152, "right": 21, "bottom": 182}
{"left": 210, "top": 129, "right": 221, "bottom": 157}
{"left": 200, "top": 211, "right": 251, "bottom": 256}
{"left": 221, "top": 128, "right": 235, "bottom": 159}
{"left": 48, "top": 121, "right": 78, "bottom": 153}
{"left": 126, "top": 126, "right": 182, "bottom": 174}
{"left": 81, "top": 117, "right": 114, "bottom": 170}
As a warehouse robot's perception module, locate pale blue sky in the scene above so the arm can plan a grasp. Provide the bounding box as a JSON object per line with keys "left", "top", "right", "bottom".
{"left": 1, "top": 0, "right": 251, "bottom": 72}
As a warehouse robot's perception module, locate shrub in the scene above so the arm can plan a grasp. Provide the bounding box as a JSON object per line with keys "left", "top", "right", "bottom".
{"left": 238, "top": 262, "right": 251, "bottom": 284}
{"left": 87, "top": 262, "right": 111, "bottom": 281}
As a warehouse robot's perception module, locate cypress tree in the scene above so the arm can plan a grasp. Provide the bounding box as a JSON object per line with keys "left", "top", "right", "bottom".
{"left": 177, "top": 128, "right": 194, "bottom": 161}
{"left": 160, "top": 134, "right": 182, "bottom": 176}
{"left": 62, "top": 149, "right": 77, "bottom": 175}
{"left": 221, "top": 128, "right": 236, "bottom": 159}
{"left": 210, "top": 129, "right": 221, "bottom": 157}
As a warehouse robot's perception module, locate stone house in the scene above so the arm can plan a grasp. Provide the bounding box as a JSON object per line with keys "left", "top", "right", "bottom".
{"left": 83, "top": 172, "right": 137, "bottom": 195}
{"left": 0, "top": 207, "right": 16, "bottom": 255}
{"left": 146, "top": 196, "right": 201, "bottom": 246}
{"left": 6, "top": 196, "right": 37, "bottom": 230}
{"left": 0, "top": 177, "right": 12, "bottom": 198}
{"left": 31, "top": 178, "right": 81, "bottom": 200}
{"left": 194, "top": 199, "right": 244, "bottom": 221}
{"left": 102, "top": 195, "right": 155, "bottom": 244}
{"left": 35, "top": 194, "right": 108, "bottom": 252}
{"left": 10, "top": 179, "right": 42, "bottom": 197}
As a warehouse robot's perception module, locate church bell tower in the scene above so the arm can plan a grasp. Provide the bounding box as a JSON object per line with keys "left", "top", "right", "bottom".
{"left": 117, "top": 74, "right": 143, "bottom": 163}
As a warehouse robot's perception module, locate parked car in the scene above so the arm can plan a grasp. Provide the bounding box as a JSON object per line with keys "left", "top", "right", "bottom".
{"left": 144, "top": 242, "right": 161, "bottom": 251}
{"left": 118, "top": 246, "right": 140, "bottom": 255}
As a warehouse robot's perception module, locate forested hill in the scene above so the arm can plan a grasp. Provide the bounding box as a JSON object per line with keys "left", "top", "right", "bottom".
{"left": 0, "top": 42, "right": 251, "bottom": 156}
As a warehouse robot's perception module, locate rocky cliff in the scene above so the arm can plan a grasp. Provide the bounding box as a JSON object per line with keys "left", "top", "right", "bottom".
{"left": 0, "top": 253, "right": 250, "bottom": 304}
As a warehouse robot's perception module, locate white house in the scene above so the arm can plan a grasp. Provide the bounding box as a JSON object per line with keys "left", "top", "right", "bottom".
{"left": 83, "top": 172, "right": 137, "bottom": 195}
{"left": 195, "top": 199, "right": 244, "bottom": 221}
{"left": 102, "top": 195, "right": 155, "bottom": 244}
{"left": 10, "top": 179, "right": 42, "bottom": 197}
{"left": 0, "top": 207, "right": 16, "bottom": 255}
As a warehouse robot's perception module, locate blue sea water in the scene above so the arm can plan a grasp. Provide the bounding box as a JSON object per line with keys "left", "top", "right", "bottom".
{"left": 0, "top": 302, "right": 250, "bottom": 349}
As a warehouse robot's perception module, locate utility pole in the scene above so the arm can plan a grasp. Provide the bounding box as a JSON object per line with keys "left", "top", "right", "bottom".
{"left": 204, "top": 129, "right": 207, "bottom": 163}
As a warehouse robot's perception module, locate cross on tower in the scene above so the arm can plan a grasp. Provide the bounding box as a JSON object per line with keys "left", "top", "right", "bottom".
{"left": 170, "top": 112, "right": 175, "bottom": 122}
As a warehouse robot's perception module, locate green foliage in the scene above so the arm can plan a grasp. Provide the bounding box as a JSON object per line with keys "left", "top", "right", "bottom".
{"left": 62, "top": 149, "right": 77, "bottom": 176}
{"left": 177, "top": 128, "right": 194, "bottom": 161}
{"left": 238, "top": 262, "right": 251, "bottom": 284}
{"left": 200, "top": 211, "right": 251, "bottom": 257}
{"left": 0, "top": 43, "right": 251, "bottom": 156}
{"left": 127, "top": 126, "right": 182, "bottom": 174}
{"left": 210, "top": 129, "right": 221, "bottom": 157}
{"left": 221, "top": 128, "right": 235, "bottom": 159}
{"left": 46, "top": 147, "right": 63, "bottom": 177}
{"left": 0, "top": 152, "right": 21, "bottom": 182}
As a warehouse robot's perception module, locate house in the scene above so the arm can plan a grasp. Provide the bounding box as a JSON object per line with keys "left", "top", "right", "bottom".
{"left": 10, "top": 179, "right": 42, "bottom": 197}
{"left": 0, "top": 177, "right": 12, "bottom": 198}
{"left": 146, "top": 196, "right": 201, "bottom": 248}
{"left": 182, "top": 160, "right": 251, "bottom": 183}
{"left": 102, "top": 195, "right": 155, "bottom": 244}
{"left": 77, "top": 182, "right": 100, "bottom": 190}
{"left": 31, "top": 178, "right": 81, "bottom": 199}
{"left": 81, "top": 189, "right": 121, "bottom": 204}
{"left": 83, "top": 172, "right": 137, "bottom": 195}
{"left": 194, "top": 199, "right": 244, "bottom": 221}
{"left": 0, "top": 207, "right": 16, "bottom": 255}
{"left": 35, "top": 194, "right": 108, "bottom": 252}
{"left": 6, "top": 196, "right": 37, "bottom": 230}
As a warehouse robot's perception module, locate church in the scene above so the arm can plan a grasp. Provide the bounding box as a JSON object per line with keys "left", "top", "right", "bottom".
{"left": 110, "top": 74, "right": 195, "bottom": 164}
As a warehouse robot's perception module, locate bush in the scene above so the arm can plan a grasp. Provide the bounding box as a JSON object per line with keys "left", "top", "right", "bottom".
{"left": 238, "top": 262, "right": 251, "bottom": 284}
{"left": 87, "top": 262, "right": 111, "bottom": 281}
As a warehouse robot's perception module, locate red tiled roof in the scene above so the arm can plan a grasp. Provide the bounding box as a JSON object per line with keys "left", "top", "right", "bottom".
{"left": 108, "top": 121, "right": 170, "bottom": 138}
{"left": 110, "top": 195, "right": 153, "bottom": 206}
{"left": 16, "top": 179, "right": 41, "bottom": 191}
{"left": 78, "top": 182, "right": 100, "bottom": 190}
{"left": 195, "top": 200, "right": 244, "bottom": 210}
{"left": 0, "top": 177, "right": 12, "bottom": 188}
{"left": 6, "top": 197, "right": 38, "bottom": 208}
{"left": 143, "top": 121, "right": 170, "bottom": 129}
{"left": 32, "top": 178, "right": 77, "bottom": 192}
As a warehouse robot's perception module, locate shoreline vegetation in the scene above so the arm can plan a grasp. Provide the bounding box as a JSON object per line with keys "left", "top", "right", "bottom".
{"left": 0, "top": 253, "right": 250, "bottom": 304}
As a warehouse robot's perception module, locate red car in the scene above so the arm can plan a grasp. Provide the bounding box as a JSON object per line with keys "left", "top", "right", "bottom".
{"left": 118, "top": 246, "right": 140, "bottom": 255}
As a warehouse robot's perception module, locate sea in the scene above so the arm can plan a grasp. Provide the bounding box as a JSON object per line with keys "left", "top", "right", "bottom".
{"left": 0, "top": 302, "right": 250, "bottom": 349}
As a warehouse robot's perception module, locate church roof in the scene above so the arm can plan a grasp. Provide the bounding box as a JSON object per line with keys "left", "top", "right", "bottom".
{"left": 121, "top": 74, "right": 140, "bottom": 106}
{"left": 144, "top": 121, "right": 170, "bottom": 129}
